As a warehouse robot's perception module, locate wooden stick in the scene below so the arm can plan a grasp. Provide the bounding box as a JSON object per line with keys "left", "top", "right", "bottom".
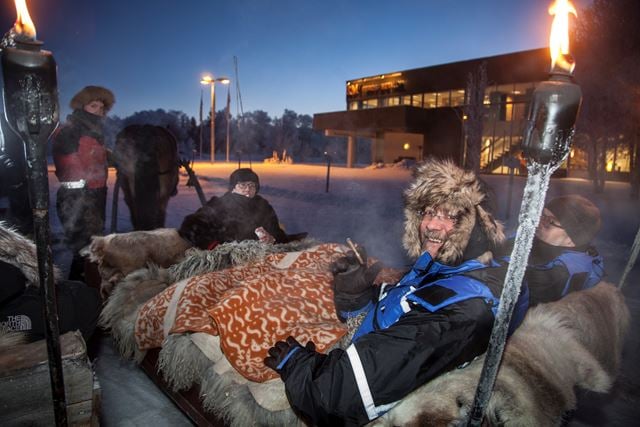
{"left": 346, "top": 238, "right": 365, "bottom": 265}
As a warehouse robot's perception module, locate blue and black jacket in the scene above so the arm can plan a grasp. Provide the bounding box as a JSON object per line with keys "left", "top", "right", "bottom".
{"left": 277, "top": 251, "right": 501, "bottom": 426}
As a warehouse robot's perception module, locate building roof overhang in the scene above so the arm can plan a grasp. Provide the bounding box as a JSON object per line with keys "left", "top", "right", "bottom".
{"left": 313, "top": 106, "right": 461, "bottom": 136}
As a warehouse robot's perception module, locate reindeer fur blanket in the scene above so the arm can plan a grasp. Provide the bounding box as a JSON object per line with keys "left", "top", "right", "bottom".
{"left": 100, "top": 241, "right": 629, "bottom": 426}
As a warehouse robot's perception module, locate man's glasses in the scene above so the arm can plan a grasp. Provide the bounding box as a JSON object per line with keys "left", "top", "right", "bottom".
{"left": 235, "top": 182, "right": 257, "bottom": 190}
{"left": 540, "top": 213, "right": 563, "bottom": 228}
{"left": 419, "top": 208, "right": 460, "bottom": 225}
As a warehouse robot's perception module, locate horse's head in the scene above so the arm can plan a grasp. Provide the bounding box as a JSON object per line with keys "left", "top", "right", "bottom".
{"left": 114, "top": 125, "right": 179, "bottom": 230}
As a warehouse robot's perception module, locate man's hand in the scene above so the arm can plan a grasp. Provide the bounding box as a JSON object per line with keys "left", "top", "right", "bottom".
{"left": 255, "top": 227, "right": 276, "bottom": 244}
{"left": 264, "top": 336, "right": 316, "bottom": 373}
{"left": 331, "top": 246, "right": 383, "bottom": 320}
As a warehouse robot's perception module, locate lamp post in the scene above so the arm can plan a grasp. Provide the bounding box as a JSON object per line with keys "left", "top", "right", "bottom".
{"left": 201, "top": 75, "right": 230, "bottom": 163}
{"left": 225, "top": 84, "right": 231, "bottom": 162}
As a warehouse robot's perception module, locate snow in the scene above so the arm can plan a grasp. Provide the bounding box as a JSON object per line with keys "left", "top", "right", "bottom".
{"left": 48, "top": 160, "right": 640, "bottom": 277}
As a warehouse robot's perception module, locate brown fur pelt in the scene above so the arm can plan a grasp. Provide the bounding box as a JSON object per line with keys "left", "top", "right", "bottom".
{"left": 371, "top": 282, "right": 630, "bottom": 426}
{"left": 88, "top": 228, "right": 192, "bottom": 298}
{"left": 0, "top": 329, "right": 29, "bottom": 349}
{"left": 98, "top": 264, "right": 174, "bottom": 361}
{"left": 0, "top": 221, "right": 62, "bottom": 286}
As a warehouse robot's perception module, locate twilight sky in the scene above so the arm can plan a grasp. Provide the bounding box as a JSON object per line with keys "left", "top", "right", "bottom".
{"left": 0, "top": 0, "right": 591, "bottom": 120}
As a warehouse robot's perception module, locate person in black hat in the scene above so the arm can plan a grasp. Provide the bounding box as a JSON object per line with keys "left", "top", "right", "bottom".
{"left": 477, "top": 194, "right": 605, "bottom": 308}
{"left": 524, "top": 194, "right": 605, "bottom": 304}
{"left": 179, "top": 168, "right": 306, "bottom": 249}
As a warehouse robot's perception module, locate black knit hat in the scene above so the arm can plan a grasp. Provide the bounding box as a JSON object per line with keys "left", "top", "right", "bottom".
{"left": 229, "top": 168, "right": 260, "bottom": 192}
{"left": 545, "top": 195, "right": 601, "bottom": 247}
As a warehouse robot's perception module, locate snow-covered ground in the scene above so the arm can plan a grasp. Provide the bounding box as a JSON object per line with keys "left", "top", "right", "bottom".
{"left": 45, "top": 160, "right": 640, "bottom": 425}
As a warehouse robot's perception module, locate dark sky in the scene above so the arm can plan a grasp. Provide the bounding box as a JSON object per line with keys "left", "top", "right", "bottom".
{"left": 0, "top": 0, "right": 590, "bottom": 120}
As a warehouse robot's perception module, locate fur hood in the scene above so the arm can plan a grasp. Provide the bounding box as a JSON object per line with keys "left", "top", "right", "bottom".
{"left": 402, "top": 158, "right": 505, "bottom": 265}
{"left": 0, "top": 221, "right": 62, "bottom": 287}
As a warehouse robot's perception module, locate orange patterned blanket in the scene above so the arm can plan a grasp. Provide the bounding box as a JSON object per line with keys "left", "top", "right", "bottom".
{"left": 135, "top": 243, "right": 350, "bottom": 382}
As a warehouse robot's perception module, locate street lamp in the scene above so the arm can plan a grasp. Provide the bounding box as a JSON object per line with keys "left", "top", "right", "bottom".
{"left": 201, "top": 75, "right": 230, "bottom": 163}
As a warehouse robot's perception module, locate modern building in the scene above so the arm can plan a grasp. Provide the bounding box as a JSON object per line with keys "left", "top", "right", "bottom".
{"left": 313, "top": 48, "right": 633, "bottom": 179}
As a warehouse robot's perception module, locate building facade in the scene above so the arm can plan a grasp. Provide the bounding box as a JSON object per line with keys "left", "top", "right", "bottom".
{"left": 313, "top": 48, "right": 633, "bottom": 179}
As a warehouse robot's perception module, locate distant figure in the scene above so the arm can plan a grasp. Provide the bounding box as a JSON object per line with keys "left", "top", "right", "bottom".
{"left": 179, "top": 168, "right": 306, "bottom": 249}
{"left": 52, "top": 85, "right": 115, "bottom": 280}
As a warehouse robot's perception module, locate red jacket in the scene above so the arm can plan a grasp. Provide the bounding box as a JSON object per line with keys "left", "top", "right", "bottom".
{"left": 52, "top": 111, "right": 108, "bottom": 189}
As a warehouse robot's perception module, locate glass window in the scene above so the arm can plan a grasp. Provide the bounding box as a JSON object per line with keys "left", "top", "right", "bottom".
{"left": 423, "top": 93, "right": 437, "bottom": 108}
{"left": 513, "top": 82, "right": 535, "bottom": 102}
{"left": 412, "top": 94, "right": 423, "bottom": 107}
{"left": 606, "top": 143, "right": 631, "bottom": 172}
{"left": 511, "top": 103, "right": 527, "bottom": 121}
{"left": 484, "top": 84, "right": 496, "bottom": 104}
{"left": 381, "top": 97, "right": 400, "bottom": 107}
{"left": 504, "top": 96, "right": 513, "bottom": 121}
{"left": 348, "top": 101, "right": 359, "bottom": 111}
{"left": 495, "top": 83, "right": 515, "bottom": 96}
{"left": 450, "top": 89, "right": 465, "bottom": 106}
{"left": 362, "top": 99, "right": 378, "bottom": 109}
{"left": 401, "top": 95, "right": 412, "bottom": 106}
{"left": 436, "top": 91, "right": 451, "bottom": 107}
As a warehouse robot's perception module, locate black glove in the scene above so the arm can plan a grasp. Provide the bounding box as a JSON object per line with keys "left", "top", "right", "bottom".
{"left": 264, "top": 336, "right": 316, "bottom": 374}
{"left": 330, "top": 246, "right": 383, "bottom": 321}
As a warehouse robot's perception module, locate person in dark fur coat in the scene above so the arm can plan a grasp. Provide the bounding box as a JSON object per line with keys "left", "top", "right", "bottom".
{"left": 179, "top": 168, "right": 306, "bottom": 249}
{"left": 52, "top": 85, "right": 115, "bottom": 280}
{"left": 0, "top": 222, "right": 101, "bottom": 342}
{"left": 265, "top": 158, "right": 508, "bottom": 426}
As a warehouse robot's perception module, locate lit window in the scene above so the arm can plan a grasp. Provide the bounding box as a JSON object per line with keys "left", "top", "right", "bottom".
{"left": 423, "top": 93, "right": 437, "bottom": 108}
{"left": 382, "top": 97, "right": 400, "bottom": 107}
{"left": 450, "top": 89, "right": 465, "bottom": 106}
{"left": 436, "top": 91, "right": 451, "bottom": 107}
{"left": 362, "top": 99, "right": 378, "bottom": 109}
{"left": 401, "top": 95, "right": 412, "bottom": 106}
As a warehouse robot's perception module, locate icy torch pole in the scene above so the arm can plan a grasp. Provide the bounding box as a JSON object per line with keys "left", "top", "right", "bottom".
{"left": 467, "top": 1, "right": 581, "bottom": 425}
{"left": 0, "top": 1, "right": 66, "bottom": 425}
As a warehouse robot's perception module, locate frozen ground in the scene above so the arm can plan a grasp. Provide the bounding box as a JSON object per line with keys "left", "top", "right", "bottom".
{"left": 45, "top": 160, "right": 640, "bottom": 426}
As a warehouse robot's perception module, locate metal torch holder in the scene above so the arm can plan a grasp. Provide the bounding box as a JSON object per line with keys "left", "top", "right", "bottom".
{"left": 1, "top": 39, "right": 67, "bottom": 425}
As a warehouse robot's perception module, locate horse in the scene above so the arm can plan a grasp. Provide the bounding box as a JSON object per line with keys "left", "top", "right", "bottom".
{"left": 113, "top": 125, "right": 179, "bottom": 231}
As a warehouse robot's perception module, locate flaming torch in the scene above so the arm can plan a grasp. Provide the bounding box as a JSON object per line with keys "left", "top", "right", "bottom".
{"left": 467, "top": 1, "right": 581, "bottom": 424}
{"left": 0, "top": 1, "right": 67, "bottom": 424}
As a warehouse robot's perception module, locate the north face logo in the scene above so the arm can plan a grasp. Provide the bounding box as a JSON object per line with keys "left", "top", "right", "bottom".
{"left": 1, "top": 315, "right": 32, "bottom": 332}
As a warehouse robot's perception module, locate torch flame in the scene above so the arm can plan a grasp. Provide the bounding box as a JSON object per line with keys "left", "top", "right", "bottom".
{"left": 548, "top": 0, "right": 577, "bottom": 73}
{"left": 13, "top": 0, "right": 36, "bottom": 40}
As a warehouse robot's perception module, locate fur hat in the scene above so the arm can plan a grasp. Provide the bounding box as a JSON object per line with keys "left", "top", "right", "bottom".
{"left": 403, "top": 158, "right": 505, "bottom": 265}
{"left": 229, "top": 168, "right": 260, "bottom": 192}
{"left": 545, "top": 195, "right": 601, "bottom": 247}
{"left": 70, "top": 86, "right": 115, "bottom": 112}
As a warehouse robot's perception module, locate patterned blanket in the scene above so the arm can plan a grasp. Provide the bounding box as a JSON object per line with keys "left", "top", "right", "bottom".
{"left": 135, "top": 243, "right": 351, "bottom": 382}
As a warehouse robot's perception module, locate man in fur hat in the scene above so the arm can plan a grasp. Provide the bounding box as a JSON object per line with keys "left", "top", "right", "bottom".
{"left": 52, "top": 86, "right": 115, "bottom": 280}
{"left": 179, "top": 168, "right": 306, "bottom": 249}
{"left": 264, "top": 158, "right": 507, "bottom": 425}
